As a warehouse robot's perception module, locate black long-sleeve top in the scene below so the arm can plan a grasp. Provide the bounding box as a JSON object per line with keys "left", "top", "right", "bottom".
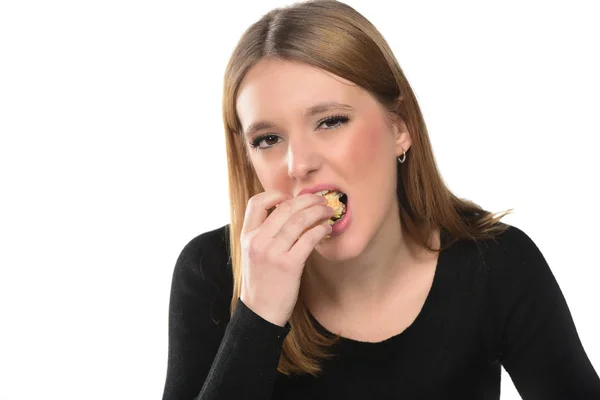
{"left": 161, "top": 223, "right": 600, "bottom": 399}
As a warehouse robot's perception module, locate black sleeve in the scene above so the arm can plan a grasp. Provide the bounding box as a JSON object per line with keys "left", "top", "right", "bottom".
{"left": 161, "top": 230, "right": 292, "bottom": 400}
{"left": 497, "top": 227, "right": 600, "bottom": 399}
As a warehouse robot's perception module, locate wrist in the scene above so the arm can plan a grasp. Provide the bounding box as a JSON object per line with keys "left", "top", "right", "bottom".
{"left": 239, "top": 296, "right": 289, "bottom": 327}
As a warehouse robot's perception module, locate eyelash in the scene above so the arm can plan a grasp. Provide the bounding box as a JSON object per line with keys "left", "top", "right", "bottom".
{"left": 248, "top": 114, "right": 350, "bottom": 151}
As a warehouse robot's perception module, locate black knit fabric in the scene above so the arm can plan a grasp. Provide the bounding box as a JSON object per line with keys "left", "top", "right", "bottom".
{"left": 161, "top": 223, "right": 600, "bottom": 399}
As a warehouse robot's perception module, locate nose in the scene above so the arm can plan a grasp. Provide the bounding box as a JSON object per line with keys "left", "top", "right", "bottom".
{"left": 287, "top": 134, "right": 320, "bottom": 179}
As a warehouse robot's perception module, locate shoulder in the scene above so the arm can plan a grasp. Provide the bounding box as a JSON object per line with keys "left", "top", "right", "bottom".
{"left": 478, "top": 223, "right": 549, "bottom": 277}
{"left": 171, "top": 224, "right": 233, "bottom": 300}
{"left": 486, "top": 223, "right": 541, "bottom": 254}
{"left": 467, "top": 223, "right": 559, "bottom": 309}
{"left": 445, "top": 222, "right": 553, "bottom": 294}
{"left": 449, "top": 222, "right": 546, "bottom": 271}
{"left": 176, "top": 224, "right": 231, "bottom": 266}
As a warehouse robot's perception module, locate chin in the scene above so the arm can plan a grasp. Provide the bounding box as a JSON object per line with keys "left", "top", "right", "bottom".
{"left": 313, "top": 223, "right": 370, "bottom": 262}
{"left": 312, "top": 197, "right": 394, "bottom": 262}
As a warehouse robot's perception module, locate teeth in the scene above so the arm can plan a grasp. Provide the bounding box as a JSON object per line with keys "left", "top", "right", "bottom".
{"left": 314, "top": 189, "right": 346, "bottom": 196}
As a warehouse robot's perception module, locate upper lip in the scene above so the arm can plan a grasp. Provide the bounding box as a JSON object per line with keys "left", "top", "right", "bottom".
{"left": 296, "top": 184, "right": 345, "bottom": 197}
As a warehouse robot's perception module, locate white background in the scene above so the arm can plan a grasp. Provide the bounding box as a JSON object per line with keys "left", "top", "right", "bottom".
{"left": 1, "top": 1, "right": 599, "bottom": 399}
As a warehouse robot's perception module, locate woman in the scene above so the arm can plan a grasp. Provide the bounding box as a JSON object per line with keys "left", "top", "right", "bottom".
{"left": 162, "top": 1, "right": 600, "bottom": 399}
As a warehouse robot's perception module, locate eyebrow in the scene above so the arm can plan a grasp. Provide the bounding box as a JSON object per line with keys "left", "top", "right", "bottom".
{"left": 242, "top": 101, "right": 354, "bottom": 137}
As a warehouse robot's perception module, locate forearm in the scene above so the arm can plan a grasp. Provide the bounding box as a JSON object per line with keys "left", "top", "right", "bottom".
{"left": 195, "top": 299, "right": 290, "bottom": 400}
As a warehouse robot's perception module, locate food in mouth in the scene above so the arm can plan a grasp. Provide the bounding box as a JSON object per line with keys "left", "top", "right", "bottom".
{"left": 314, "top": 189, "right": 347, "bottom": 225}
{"left": 298, "top": 189, "right": 348, "bottom": 240}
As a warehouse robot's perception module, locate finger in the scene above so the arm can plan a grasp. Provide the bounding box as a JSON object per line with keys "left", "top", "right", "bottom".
{"left": 288, "top": 221, "right": 333, "bottom": 261}
{"left": 261, "top": 193, "right": 328, "bottom": 238}
{"left": 270, "top": 204, "right": 334, "bottom": 253}
{"left": 241, "top": 190, "right": 291, "bottom": 234}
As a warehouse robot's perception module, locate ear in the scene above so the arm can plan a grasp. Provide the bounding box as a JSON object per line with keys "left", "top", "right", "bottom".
{"left": 392, "top": 114, "right": 411, "bottom": 157}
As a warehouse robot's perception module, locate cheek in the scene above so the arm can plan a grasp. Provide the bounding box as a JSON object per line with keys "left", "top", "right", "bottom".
{"left": 343, "top": 122, "right": 391, "bottom": 177}
{"left": 252, "top": 159, "right": 290, "bottom": 192}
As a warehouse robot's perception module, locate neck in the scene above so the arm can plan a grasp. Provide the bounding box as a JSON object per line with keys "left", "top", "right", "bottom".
{"left": 301, "top": 205, "right": 439, "bottom": 313}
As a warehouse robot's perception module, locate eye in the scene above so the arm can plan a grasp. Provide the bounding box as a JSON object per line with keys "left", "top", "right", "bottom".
{"left": 248, "top": 114, "right": 350, "bottom": 152}
{"left": 249, "top": 134, "right": 281, "bottom": 150}
{"left": 317, "top": 114, "right": 350, "bottom": 130}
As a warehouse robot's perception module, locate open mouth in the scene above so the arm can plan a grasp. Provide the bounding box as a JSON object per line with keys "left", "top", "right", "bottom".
{"left": 314, "top": 190, "right": 348, "bottom": 225}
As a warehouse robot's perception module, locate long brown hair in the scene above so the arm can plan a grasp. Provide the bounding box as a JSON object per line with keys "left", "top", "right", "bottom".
{"left": 221, "top": 0, "right": 512, "bottom": 376}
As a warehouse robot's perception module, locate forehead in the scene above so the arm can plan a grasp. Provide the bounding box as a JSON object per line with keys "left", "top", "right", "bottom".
{"left": 236, "top": 58, "right": 368, "bottom": 124}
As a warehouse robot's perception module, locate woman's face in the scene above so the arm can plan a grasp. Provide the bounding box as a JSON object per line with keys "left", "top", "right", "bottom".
{"left": 236, "top": 58, "right": 411, "bottom": 261}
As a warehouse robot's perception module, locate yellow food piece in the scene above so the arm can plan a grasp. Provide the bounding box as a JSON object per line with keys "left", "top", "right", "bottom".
{"left": 300, "top": 191, "right": 346, "bottom": 240}
{"left": 324, "top": 191, "right": 346, "bottom": 225}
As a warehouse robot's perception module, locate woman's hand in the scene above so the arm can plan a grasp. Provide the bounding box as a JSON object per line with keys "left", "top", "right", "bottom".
{"left": 239, "top": 191, "right": 334, "bottom": 327}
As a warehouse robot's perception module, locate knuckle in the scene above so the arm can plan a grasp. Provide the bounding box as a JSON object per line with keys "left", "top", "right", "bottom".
{"left": 246, "top": 246, "right": 260, "bottom": 262}
{"left": 270, "top": 252, "right": 287, "bottom": 268}
{"left": 247, "top": 195, "right": 258, "bottom": 208}
{"left": 289, "top": 213, "right": 308, "bottom": 229}
{"left": 275, "top": 256, "right": 294, "bottom": 270}
{"left": 259, "top": 246, "right": 285, "bottom": 269}
{"left": 246, "top": 235, "right": 264, "bottom": 258}
{"left": 262, "top": 244, "right": 275, "bottom": 258}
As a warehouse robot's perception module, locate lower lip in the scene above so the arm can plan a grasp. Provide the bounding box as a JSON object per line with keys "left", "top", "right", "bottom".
{"left": 330, "top": 199, "right": 351, "bottom": 237}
